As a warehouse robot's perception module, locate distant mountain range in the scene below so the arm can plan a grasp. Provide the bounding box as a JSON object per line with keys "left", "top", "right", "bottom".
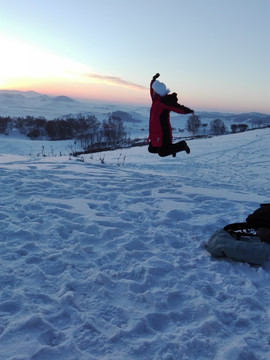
{"left": 1, "top": 90, "right": 269, "bottom": 130}
{"left": 0, "top": 90, "right": 84, "bottom": 118}
{"left": 195, "top": 110, "right": 270, "bottom": 125}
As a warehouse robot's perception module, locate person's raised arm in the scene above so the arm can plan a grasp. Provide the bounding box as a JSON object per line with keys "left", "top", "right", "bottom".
{"left": 150, "top": 73, "right": 160, "bottom": 100}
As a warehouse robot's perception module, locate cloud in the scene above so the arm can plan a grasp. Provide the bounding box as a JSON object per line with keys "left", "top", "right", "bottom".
{"left": 84, "top": 73, "right": 147, "bottom": 92}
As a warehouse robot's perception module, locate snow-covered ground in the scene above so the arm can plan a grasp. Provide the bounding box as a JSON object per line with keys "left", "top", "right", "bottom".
{"left": 0, "top": 128, "right": 270, "bottom": 360}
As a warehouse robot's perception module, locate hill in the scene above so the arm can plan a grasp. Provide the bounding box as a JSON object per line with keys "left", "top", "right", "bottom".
{"left": 0, "top": 90, "right": 269, "bottom": 140}
{"left": 0, "top": 128, "right": 270, "bottom": 359}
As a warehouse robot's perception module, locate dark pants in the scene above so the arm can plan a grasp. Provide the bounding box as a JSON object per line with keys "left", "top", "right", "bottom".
{"left": 148, "top": 140, "right": 189, "bottom": 157}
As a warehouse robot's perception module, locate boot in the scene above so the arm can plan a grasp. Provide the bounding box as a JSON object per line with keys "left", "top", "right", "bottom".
{"left": 183, "top": 141, "right": 190, "bottom": 154}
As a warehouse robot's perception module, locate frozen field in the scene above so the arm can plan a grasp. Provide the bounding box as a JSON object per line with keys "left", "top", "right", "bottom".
{"left": 0, "top": 128, "right": 270, "bottom": 359}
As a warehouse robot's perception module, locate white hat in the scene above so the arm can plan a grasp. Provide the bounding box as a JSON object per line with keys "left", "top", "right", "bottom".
{"left": 152, "top": 80, "right": 170, "bottom": 97}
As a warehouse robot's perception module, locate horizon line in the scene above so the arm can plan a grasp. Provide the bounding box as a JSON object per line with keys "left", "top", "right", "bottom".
{"left": 0, "top": 88, "right": 269, "bottom": 115}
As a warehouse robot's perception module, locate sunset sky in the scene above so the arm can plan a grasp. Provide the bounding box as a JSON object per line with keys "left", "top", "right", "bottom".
{"left": 1, "top": 0, "right": 270, "bottom": 113}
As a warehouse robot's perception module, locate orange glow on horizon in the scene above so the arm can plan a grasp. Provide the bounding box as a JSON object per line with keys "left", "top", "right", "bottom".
{"left": 3, "top": 78, "right": 268, "bottom": 113}
{"left": 1, "top": 35, "right": 268, "bottom": 113}
{"left": 1, "top": 77, "right": 150, "bottom": 106}
{"left": 0, "top": 35, "right": 149, "bottom": 107}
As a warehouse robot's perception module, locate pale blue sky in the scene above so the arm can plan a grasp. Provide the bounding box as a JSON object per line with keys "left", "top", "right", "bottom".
{"left": 1, "top": 0, "right": 269, "bottom": 112}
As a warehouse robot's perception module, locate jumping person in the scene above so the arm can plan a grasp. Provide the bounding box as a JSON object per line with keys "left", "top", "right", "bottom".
{"left": 148, "top": 73, "right": 194, "bottom": 157}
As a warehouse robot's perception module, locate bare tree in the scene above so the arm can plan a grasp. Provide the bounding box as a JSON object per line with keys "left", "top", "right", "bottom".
{"left": 186, "top": 114, "right": 201, "bottom": 134}
{"left": 210, "top": 119, "right": 226, "bottom": 135}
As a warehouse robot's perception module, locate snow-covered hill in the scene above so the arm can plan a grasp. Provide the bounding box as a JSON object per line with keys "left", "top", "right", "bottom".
{"left": 0, "top": 90, "right": 149, "bottom": 118}
{"left": 0, "top": 128, "right": 270, "bottom": 359}
{"left": 1, "top": 90, "right": 269, "bottom": 140}
{"left": 0, "top": 90, "right": 105, "bottom": 119}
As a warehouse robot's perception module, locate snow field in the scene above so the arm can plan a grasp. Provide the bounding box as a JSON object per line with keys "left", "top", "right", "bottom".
{"left": 0, "top": 128, "right": 270, "bottom": 359}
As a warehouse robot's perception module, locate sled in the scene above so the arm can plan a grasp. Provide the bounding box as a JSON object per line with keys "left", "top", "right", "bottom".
{"left": 206, "top": 204, "right": 270, "bottom": 265}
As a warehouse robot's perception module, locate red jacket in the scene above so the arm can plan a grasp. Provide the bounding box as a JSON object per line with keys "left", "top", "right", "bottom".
{"left": 148, "top": 79, "right": 192, "bottom": 147}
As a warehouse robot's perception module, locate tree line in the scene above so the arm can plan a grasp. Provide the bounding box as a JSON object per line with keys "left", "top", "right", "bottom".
{"left": 185, "top": 114, "right": 257, "bottom": 136}
{"left": 0, "top": 114, "right": 128, "bottom": 150}
{"left": 1, "top": 112, "right": 267, "bottom": 154}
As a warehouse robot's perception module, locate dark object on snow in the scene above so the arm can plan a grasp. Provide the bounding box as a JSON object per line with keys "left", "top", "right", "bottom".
{"left": 206, "top": 204, "right": 270, "bottom": 265}
{"left": 247, "top": 203, "right": 270, "bottom": 230}
{"left": 224, "top": 203, "right": 270, "bottom": 244}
